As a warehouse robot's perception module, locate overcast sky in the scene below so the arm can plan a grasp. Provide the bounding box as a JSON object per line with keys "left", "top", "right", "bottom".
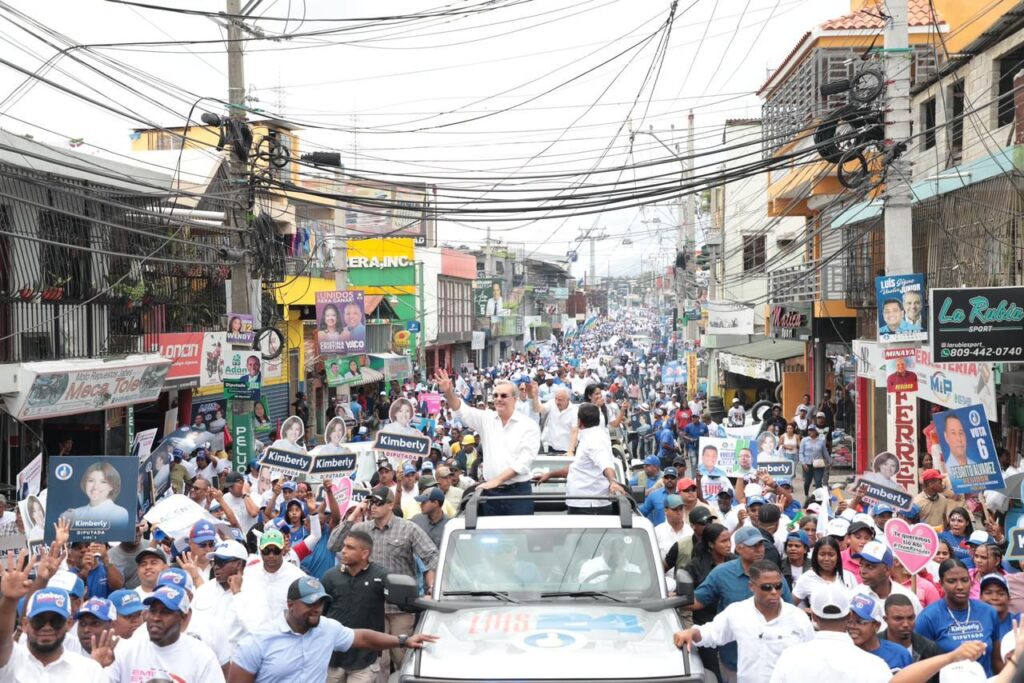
{"left": 0, "top": 0, "right": 849, "bottom": 280}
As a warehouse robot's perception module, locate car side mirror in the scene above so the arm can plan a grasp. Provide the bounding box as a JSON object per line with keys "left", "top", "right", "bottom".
{"left": 674, "top": 568, "right": 694, "bottom": 604}
{"left": 385, "top": 573, "right": 422, "bottom": 611}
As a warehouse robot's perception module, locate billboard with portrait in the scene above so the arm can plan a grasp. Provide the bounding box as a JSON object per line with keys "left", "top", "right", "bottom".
{"left": 473, "top": 279, "right": 504, "bottom": 318}
{"left": 934, "top": 404, "right": 1003, "bottom": 494}
{"left": 316, "top": 290, "right": 366, "bottom": 355}
{"left": 325, "top": 355, "right": 364, "bottom": 387}
{"left": 45, "top": 456, "right": 138, "bottom": 543}
{"left": 876, "top": 274, "right": 927, "bottom": 343}
{"left": 226, "top": 313, "right": 255, "bottom": 345}
{"left": 222, "top": 349, "right": 262, "bottom": 400}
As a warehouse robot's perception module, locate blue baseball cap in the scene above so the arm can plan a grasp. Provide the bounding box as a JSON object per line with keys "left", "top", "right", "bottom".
{"left": 734, "top": 526, "right": 764, "bottom": 547}
{"left": 853, "top": 540, "right": 893, "bottom": 567}
{"left": 26, "top": 588, "right": 71, "bottom": 620}
{"left": 643, "top": 455, "right": 661, "bottom": 467}
{"left": 747, "top": 496, "right": 767, "bottom": 507}
{"left": 190, "top": 520, "right": 217, "bottom": 545}
{"left": 109, "top": 589, "right": 145, "bottom": 616}
{"left": 157, "top": 568, "right": 195, "bottom": 595}
{"left": 850, "top": 594, "right": 882, "bottom": 623}
{"left": 980, "top": 573, "right": 1009, "bottom": 592}
{"left": 281, "top": 481, "right": 298, "bottom": 492}
{"left": 172, "top": 448, "right": 184, "bottom": 460}
{"left": 414, "top": 487, "right": 446, "bottom": 504}
{"left": 402, "top": 464, "right": 418, "bottom": 476}
{"left": 76, "top": 597, "right": 115, "bottom": 622}
{"left": 872, "top": 503, "right": 894, "bottom": 516}
{"left": 786, "top": 530, "right": 811, "bottom": 548}
{"left": 248, "top": 459, "right": 260, "bottom": 470}
{"left": 898, "top": 504, "right": 921, "bottom": 520}
{"left": 47, "top": 570, "right": 85, "bottom": 599}
{"left": 287, "top": 577, "right": 331, "bottom": 606}
{"left": 776, "top": 478, "right": 793, "bottom": 488}
{"left": 143, "top": 585, "right": 190, "bottom": 614}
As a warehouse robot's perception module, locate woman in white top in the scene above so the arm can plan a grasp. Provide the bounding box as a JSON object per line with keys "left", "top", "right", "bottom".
{"left": 793, "top": 536, "right": 857, "bottom": 607}
{"left": 780, "top": 422, "right": 801, "bottom": 466}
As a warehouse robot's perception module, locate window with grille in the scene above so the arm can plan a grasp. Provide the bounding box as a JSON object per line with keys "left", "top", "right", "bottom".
{"left": 920, "top": 98, "right": 936, "bottom": 150}
{"left": 742, "top": 234, "right": 766, "bottom": 273}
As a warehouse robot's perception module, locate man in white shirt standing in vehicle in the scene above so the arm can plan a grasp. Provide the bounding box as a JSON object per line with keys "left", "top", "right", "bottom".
{"left": 531, "top": 384, "right": 577, "bottom": 454}
{"left": 534, "top": 403, "right": 626, "bottom": 514}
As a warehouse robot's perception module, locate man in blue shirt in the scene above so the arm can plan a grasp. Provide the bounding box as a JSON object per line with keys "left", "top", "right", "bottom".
{"left": 630, "top": 455, "right": 662, "bottom": 490}
{"left": 681, "top": 413, "right": 708, "bottom": 473}
{"left": 848, "top": 594, "right": 913, "bottom": 672}
{"left": 230, "top": 577, "right": 438, "bottom": 683}
{"left": 638, "top": 467, "right": 678, "bottom": 526}
{"left": 689, "top": 526, "right": 792, "bottom": 680}
{"left": 656, "top": 422, "right": 678, "bottom": 467}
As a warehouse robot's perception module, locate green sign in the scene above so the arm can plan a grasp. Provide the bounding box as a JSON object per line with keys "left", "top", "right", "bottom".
{"left": 231, "top": 401, "right": 254, "bottom": 474}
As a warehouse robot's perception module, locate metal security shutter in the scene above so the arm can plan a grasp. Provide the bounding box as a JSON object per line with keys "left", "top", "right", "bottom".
{"left": 262, "top": 383, "right": 291, "bottom": 442}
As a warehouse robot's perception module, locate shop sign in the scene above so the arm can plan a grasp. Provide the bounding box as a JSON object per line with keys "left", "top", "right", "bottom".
{"left": 886, "top": 386, "right": 919, "bottom": 494}
{"left": 552, "top": 287, "right": 569, "bottom": 300}
{"left": 347, "top": 255, "right": 412, "bottom": 269}
{"left": 767, "top": 303, "right": 811, "bottom": 340}
{"left": 156, "top": 333, "right": 203, "bottom": 382}
{"left": 930, "top": 286, "right": 1024, "bottom": 362}
{"left": 2, "top": 356, "right": 170, "bottom": 421}
{"left": 852, "top": 340, "right": 995, "bottom": 418}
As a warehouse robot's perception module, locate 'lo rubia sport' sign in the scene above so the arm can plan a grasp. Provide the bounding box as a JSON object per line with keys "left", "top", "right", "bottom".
{"left": 930, "top": 287, "right": 1024, "bottom": 362}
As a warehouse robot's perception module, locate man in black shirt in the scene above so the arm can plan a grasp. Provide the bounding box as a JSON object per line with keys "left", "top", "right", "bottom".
{"left": 322, "top": 530, "right": 389, "bottom": 683}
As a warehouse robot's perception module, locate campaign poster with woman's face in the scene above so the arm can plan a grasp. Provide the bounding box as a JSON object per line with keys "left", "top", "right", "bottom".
{"left": 316, "top": 290, "right": 365, "bottom": 355}
{"left": 322, "top": 417, "right": 349, "bottom": 453}
{"left": 45, "top": 457, "right": 137, "bottom": 543}
{"left": 226, "top": 313, "right": 255, "bottom": 345}
{"left": 325, "top": 355, "right": 364, "bottom": 387}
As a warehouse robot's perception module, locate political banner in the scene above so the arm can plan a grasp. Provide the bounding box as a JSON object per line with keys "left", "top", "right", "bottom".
{"left": 231, "top": 404, "right": 254, "bottom": 474}
{"left": 18, "top": 492, "right": 46, "bottom": 544}
{"left": 222, "top": 349, "right": 262, "bottom": 400}
{"left": 16, "top": 360, "right": 169, "bottom": 421}
{"left": 0, "top": 530, "right": 25, "bottom": 563}
{"left": 309, "top": 450, "right": 358, "bottom": 479}
{"left": 261, "top": 445, "right": 356, "bottom": 481}
{"left": 876, "top": 274, "right": 927, "bottom": 343}
{"left": 15, "top": 453, "right": 42, "bottom": 500}
{"left": 45, "top": 457, "right": 137, "bottom": 543}
{"left": 886, "top": 384, "right": 919, "bottom": 494}
{"left": 373, "top": 431, "right": 432, "bottom": 461}
{"left": 251, "top": 398, "right": 273, "bottom": 435}
{"left": 886, "top": 356, "right": 919, "bottom": 394}
{"left": 261, "top": 447, "right": 315, "bottom": 476}
{"left": 226, "top": 313, "right": 255, "bottom": 345}
{"left": 143, "top": 494, "right": 227, "bottom": 541}
{"left": 931, "top": 286, "right": 1024, "bottom": 363}
{"left": 131, "top": 428, "right": 158, "bottom": 461}
{"left": 850, "top": 475, "right": 914, "bottom": 512}
{"left": 885, "top": 518, "right": 939, "bottom": 574}
{"left": 322, "top": 417, "right": 349, "bottom": 454}
{"left": 661, "top": 361, "right": 686, "bottom": 386}
{"left": 934, "top": 404, "right": 1004, "bottom": 494}
{"left": 316, "top": 290, "right": 366, "bottom": 355}
{"left": 421, "top": 392, "right": 443, "bottom": 415}
{"left": 697, "top": 436, "right": 756, "bottom": 478}
{"left": 758, "top": 459, "right": 796, "bottom": 480}
{"left": 325, "top": 356, "right": 364, "bottom": 387}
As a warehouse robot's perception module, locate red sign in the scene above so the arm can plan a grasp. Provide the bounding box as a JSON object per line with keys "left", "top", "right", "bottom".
{"left": 888, "top": 388, "right": 919, "bottom": 494}
{"left": 157, "top": 333, "right": 203, "bottom": 380}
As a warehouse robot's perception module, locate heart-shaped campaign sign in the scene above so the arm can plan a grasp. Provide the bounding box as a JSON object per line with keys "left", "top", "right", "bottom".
{"left": 885, "top": 518, "right": 939, "bottom": 574}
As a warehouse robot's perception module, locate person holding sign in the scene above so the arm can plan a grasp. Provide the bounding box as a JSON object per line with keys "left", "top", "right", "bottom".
{"left": 62, "top": 462, "right": 131, "bottom": 537}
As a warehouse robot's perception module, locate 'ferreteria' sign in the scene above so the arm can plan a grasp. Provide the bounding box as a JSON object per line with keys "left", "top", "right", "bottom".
{"left": 930, "top": 287, "right": 1024, "bottom": 363}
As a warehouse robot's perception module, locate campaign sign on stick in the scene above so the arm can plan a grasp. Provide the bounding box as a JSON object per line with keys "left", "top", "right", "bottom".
{"left": 934, "top": 404, "right": 1004, "bottom": 494}
{"left": 1008, "top": 526, "right": 1024, "bottom": 562}
{"left": 758, "top": 459, "right": 796, "bottom": 480}
{"left": 308, "top": 450, "right": 358, "bottom": 480}
{"left": 261, "top": 447, "right": 315, "bottom": 476}
{"left": 850, "top": 476, "right": 914, "bottom": 512}
{"left": 885, "top": 518, "right": 939, "bottom": 574}
{"left": 373, "top": 431, "right": 432, "bottom": 460}
{"left": 45, "top": 457, "right": 137, "bottom": 543}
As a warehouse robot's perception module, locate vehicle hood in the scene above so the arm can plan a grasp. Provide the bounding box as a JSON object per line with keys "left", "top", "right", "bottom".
{"left": 412, "top": 603, "right": 695, "bottom": 680}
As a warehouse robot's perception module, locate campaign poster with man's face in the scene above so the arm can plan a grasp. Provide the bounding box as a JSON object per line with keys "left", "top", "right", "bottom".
{"left": 934, "top": 404, "right": 1003, "bottom": 494}
{"left": 316, "top": 290, "right": 366, "bottom": 355}
{"left": 876, "top": 274, "right": 927, "bottom": 343}
{"left": 45, "top": 457, "right": 138, "bottom": 543}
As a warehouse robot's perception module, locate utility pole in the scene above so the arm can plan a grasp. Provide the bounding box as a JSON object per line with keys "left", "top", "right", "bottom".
{"left": 882, "top": 0, "right": 917, "bottom": 489}
{"left": 681, "top": 111, "right": 696, "bottom": 346}
{"left": 226, "top": 0, "right": 256, "bottom": 472}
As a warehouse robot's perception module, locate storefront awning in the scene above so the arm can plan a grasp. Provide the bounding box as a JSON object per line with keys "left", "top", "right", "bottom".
{"left": 368, "top": 353, "right": 413, "bottom": 382}
{"left": 717, "top": 338, "right": 805, "bottom": 383}
{"left": 348, "top": 367, "right": 385, "bottom": 387}
{"left": 0, "top": 355, "right": 171, "bottom": 420}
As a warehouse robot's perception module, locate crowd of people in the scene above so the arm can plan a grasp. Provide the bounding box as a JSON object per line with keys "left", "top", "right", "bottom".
{"left": 2, "top": 309, "right": 1023, "bottom": 682}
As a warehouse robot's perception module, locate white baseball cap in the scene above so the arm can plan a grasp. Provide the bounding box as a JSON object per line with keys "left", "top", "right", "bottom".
{"left": 809, "top": 582, "right": 850, "bottom": 619}
{"left": 826, "top": 518, "right": 851, "bottom": 537}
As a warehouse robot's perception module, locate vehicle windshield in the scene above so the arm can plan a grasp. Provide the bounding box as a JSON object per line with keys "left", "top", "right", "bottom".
{"left": 441, "top": 528, "right": 659, "bottom": 599}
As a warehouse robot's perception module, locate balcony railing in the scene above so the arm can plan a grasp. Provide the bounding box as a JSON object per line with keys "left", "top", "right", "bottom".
{"left": 768, "top": 259, "right": 847, "bottom": 304}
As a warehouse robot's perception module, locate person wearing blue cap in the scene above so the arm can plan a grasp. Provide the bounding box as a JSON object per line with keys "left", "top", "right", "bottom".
{"left": 638, "top": 466, "right": 678, "bottom": 526}
{"left": 411, "top": 487, "right": 449, "bottom": 549}
{"left": 398, "top": 463, "right": 422, "bottom": 519}
{"left": 687, "top": 527, "right": 794, "bottom": 680}
{"left": 782, "top": 530, "right": 810, "bottom": 590}
{"left": 109, "top": 585, "right": 223, "bottom": 682}
{"left": 848, "top": 594, "right": 913, "bottom": 673}
{"left": 231, "top": 577, "right": 439, "bottom": 683}
{"left": 630, "top": 455, "right": 662, "bottom": 490}
{"left": 108, "top": 588, "right": 146, "bottom": 640}
{"left": 74, "top": 597, "right": 115, "bottom": 656}
{"left": 0, "top": 556, "right": 106, "bottom": 681}
{"left": 871, "top": 503, "right": 894, "bottom": 531}
{"left": 852, "top": 540, "right": 922, "bottom": 620}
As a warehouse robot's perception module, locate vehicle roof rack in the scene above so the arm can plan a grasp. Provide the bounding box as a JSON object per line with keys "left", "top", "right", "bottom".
{"left": 461, "top": 490, "right": 636, "bottom": 530}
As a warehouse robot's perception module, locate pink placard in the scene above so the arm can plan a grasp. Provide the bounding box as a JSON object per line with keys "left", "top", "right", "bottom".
{"left": 885, "top": 518, "right": 939, "bottom": 574}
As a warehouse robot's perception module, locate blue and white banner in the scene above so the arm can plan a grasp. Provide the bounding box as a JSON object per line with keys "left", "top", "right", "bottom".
{"left": 934, "top": 404, "right": 1004, "bottom": 494}
{"left": 876, "top": 274, "right": 927, "bottom": 343}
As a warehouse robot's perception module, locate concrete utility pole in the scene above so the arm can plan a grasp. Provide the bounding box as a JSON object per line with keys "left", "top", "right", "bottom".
{"left": 883, "top": 0, "right": 913, "bottom": 275}
{"left": 226, "top": 0, "right": 256, "bottom": 466}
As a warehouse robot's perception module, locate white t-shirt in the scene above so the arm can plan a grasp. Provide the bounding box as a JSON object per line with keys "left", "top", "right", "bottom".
{"left": 792, "top": 570, "right": 858, "bottom": 605}
{"left": 107, "top": 631, "right": 224, "bottom": 683}
{"left": 654, "top": 521, "right": 692, "bottom": 559}
{"left": 566, "top": 428, "right": 617, "bottom": 508}
{"left": 0, "top": 642, "right": 106, "bottom": 683}
{"left": 223, "top": 491, "right": 259, "bottom": 533}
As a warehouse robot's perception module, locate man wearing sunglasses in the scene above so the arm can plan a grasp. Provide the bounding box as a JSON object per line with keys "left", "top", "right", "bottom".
{"left": 435, "top": 368, "right": 541, "bottom": 516}
{"left": 674, "top": 559, "right": 813, "bottom": 683}
{"left": 0, "top": 555, "right": 107, "bottom": 681}
{"left": 191, "top": 541, "right": 249, "bottom": 659}
{"left": 237, "top": 528, "right": 307, "bottom": 634}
